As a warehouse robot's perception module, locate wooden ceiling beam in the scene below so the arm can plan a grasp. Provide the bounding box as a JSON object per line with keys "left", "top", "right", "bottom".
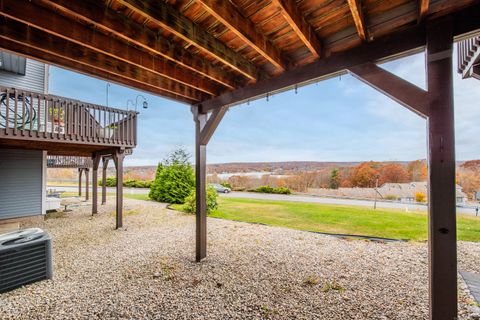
{"left": 0, "top": 18, "right": 205, "bottom": 102}
{"left": 40, "top": 0, "right": 239, "bottom": 90}
{"left": 195, "top": 0, "right": 288, "bottom": 74}
{"left": 0, "top": 38, "right": 195, "bottom": 105}
{"left": 271, "top": 0, "right": 322, "bottom": 58}
{"left": 419, "top": 0, "right": 429, "bottom": 22}
{"left": 347, "top": 0, "right": 368, "bottom": 41}
{"left": 116, "top": 0, "right": 261, "bottom": 81}
{"left": 197, "top": 6, "right": 480, "bottom": 112}
{"left": 1, "top": 0, "right": 220, "bottom": 97}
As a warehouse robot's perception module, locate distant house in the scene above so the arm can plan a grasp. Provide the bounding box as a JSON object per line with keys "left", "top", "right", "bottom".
{"left": 378, "top": 182, "right": 467, "bottom": 204}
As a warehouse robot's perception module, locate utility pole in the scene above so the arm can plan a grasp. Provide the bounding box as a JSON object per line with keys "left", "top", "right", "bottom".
{"left": 373, "top": 175, "right": 379, "bottom": 210}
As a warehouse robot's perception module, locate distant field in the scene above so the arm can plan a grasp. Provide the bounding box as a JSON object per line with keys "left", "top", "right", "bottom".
{"left": 172, "top": 197, "right": 480, "bottom": 242}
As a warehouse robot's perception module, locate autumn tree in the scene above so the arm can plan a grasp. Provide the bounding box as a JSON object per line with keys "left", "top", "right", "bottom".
{"left": 378, "top": 163, "right": 409, "bottom": 185}
{"left": 329, "top": 168, "right": 341, "bottom": 189}
{"left": 407, "top": 160, "right": 427, "bottom": 181}
{"left": 350, "top": 162, "right": 379, "bottom": 187}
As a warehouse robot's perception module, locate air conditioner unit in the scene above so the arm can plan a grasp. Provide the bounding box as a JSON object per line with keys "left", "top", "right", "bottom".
{"left": 0, "top": 228, "right": 53, "bottom": 293}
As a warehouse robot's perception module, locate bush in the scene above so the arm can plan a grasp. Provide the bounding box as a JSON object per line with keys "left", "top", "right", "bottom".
{"left": 183, "top": 186, "right": 218, "bottom": 214}
{"left": 149, "top": 148, "right": 195, "bottom": 204}
{"left": 384, "top": 194, "right": 399, "bottom": 201}
{"left": 250, "top": 186, "right": 291, "bottom": 195}
{"left": 98, "top": 177, "right": 152, "bottom": 188}
{"left": 415, "top": 192, "right": 427, "bottom": 203}
{"left": 221, "top": 182, "right": 232, "bottom": 189}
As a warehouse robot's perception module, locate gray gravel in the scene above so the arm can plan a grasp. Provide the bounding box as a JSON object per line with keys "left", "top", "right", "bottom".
{"left": 1, "top": 198, "right": 479, "bottom": 319}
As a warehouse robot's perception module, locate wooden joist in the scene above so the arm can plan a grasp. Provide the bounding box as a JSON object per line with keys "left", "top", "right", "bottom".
{"left": 347, "top": 0, "right": 368, "bottom": 41}
{"left": 39, "top": 0, "right": 239, "bottom": 90}
{"left": 197, "top": 5, "right": 480, "bottom": 112}
{"left": 271, "top": 0, "right": 322, "bottom": 58}
{"left": 419, "top": 0, "right": 429, "bottom": 22}
{"left": 116, "top": 0, "right": 261, "bottom": 81}
{"left": 1, "top": 0, "right": 220, "bottom": 97}
{"left": 0, "top": 18, "right": 204, "bottom": 103}
{"left": 196, "top": 0, "right": 288, "bottom": 74}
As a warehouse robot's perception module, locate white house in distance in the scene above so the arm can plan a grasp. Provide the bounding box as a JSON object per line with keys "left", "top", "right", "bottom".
{"left": 378, "top": 182, "right": 467, "bottom": 205}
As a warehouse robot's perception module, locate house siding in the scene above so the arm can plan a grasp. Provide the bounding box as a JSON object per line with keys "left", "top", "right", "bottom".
{"left": 0, "top": 149, "right": 43, "bottom": 219}
{"left": 0, "top": 58, "right": 47, "bottom": 93}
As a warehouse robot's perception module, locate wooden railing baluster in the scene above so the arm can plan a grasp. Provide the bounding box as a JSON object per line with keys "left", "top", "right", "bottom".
{"left": 0, "top": 86, "right": 136, "bottom": 148}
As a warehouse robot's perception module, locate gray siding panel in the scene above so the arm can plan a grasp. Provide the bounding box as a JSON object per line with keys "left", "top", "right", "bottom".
{"left": 0, "top": 58, "right": 46, "bottom": 93}
{"left": 0, "top": 149, "right": 43, "bottom": 219}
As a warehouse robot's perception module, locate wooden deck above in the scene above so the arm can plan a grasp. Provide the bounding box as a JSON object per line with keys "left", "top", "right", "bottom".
{"left": 0, "top": 0, "right": 478, "bottom": 108}
{"left": 0, "top": 86, "right": 137, "bottom": 156}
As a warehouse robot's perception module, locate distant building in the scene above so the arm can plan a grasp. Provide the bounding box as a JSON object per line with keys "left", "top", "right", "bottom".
{"left": 378, "top": 182, "right": 466, "bottom": 204}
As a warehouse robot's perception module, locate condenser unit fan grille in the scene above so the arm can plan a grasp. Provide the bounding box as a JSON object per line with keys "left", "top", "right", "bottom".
{"left": 0, "top": 240, "right": 50, "bottom": 293}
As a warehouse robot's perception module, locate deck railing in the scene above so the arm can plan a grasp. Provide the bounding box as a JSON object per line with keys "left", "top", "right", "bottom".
{"left": 47, "top": 155, "right": 93, "bottom": 168}
{"left": 0, "top": 86, "right": 137, "bottom": 147}
{"left": 457, "top": 36, "right": 480, "bottom": 76}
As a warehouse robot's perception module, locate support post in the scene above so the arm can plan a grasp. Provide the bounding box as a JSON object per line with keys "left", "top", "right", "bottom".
{"left": 194, "top": 110, "right": 208, "bottom": 262}
{"left": 346, "top": 18, "right": 457, "bottom": 319}
{"left": 113, "top": 150, "right": 124, "bottom": 229}
{"left": 78, "top": 168, "right": 83, "bottom": 196}
{"left": 192, "top": 105, "right": 228, "bottom": 261}
{"left": 426, "top": 20, "right": 457, "bottom": 320}
{"left": 102, "top": 157, "right": 109, "bottom": 205}
{"left": 85, "top": 168, "right": 90, "bottom": 201}
{"left": 92, "top": 155, "right": 101, "bottom": 215}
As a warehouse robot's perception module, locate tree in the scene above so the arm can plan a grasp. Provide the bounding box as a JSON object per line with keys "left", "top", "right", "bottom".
{"left": 350, "top": 162, "right": 379, "bottom": 187}
{"left": 407, "top": 160, "right": 427, "bottom": 181}
{"left": 149, "top": 148, "right": 195, "bottom": 204}
{"left": 378, "top": 163, "right": 409, "bottom": 185}
{"left": 329, "top": 168, "right": 341, "bottom": 189}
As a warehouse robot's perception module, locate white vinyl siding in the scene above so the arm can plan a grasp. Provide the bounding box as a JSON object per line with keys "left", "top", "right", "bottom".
{"left": 0, "top": 149, "right": 43, "bottom": 219}
{"left": 0, "top": 58, "right": 47, "bottom": 93}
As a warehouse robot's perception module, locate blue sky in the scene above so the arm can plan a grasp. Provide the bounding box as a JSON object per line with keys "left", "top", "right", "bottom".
{"left": 48, "top": 51, "right": 480, "bottom": 166}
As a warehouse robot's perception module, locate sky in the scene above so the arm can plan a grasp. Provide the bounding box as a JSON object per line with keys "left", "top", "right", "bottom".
{"left": 48, "top": 50, "right": 480, "bottom": 166}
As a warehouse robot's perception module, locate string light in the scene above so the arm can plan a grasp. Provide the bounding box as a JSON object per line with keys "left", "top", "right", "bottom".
{"left": 294, "top": 84, "right": 298, "bottom": 94}
{"left": 266, "top": 93, "right": 269, "bottom": 102}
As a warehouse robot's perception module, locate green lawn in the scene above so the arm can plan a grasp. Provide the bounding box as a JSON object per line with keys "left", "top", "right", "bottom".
{"left": 174, "top": 197, "right": 480, "bottom": 242}
{"left": 60, "top": 191, "right": 150, "bottom": 201}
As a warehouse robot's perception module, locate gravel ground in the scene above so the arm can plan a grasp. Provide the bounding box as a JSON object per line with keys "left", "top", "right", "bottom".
{"left": 1, "top": 198, "right": 480, "bottom": 320}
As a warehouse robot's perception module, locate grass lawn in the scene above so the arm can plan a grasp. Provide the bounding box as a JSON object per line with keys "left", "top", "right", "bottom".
{"left": 60, "top": 192, "right": 150, "bottom": 201}
{"left": 173, "top": 197, "right": 480, "bottom": 242}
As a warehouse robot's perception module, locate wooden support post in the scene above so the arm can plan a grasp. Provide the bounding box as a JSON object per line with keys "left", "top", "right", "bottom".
{"left": 192, "top": 106, "right": 228, "bottom": 262}
{"left": 85, "top": 168, "right": 90, "bottom": 201}
{"left": 102, "top": 157, "right": 109, "bottom": 205}
{"left": 92, "top": 155, "right": 101, "bottom": 215}
{"left": 426, "top": 20, "right": 457, "bottom": 320}
{"left": 78, "top": 168, "right": 83, "bottom": 196}
{"left": 195, "top": 110, "right": 207, "bottom": 262}
{"left": 346, "top": 18, "right": 457, "bottom": 319}
{"left": 113, "top": 150, "right": 125, "bottom": 229}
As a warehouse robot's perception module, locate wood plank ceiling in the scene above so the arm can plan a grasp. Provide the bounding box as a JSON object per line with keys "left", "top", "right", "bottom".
{"left": 0, "top": 0, "right": 477, "bottom": 105}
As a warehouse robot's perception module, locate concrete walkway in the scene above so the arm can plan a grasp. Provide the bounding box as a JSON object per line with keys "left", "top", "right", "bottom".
{"left": 460, "top": 271, "right": 480, "bottom": 304}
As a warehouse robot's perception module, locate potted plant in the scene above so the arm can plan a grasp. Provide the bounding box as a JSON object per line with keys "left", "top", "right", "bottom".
{"left": 97, "top": 124, "right": 117, "bottom": 139}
